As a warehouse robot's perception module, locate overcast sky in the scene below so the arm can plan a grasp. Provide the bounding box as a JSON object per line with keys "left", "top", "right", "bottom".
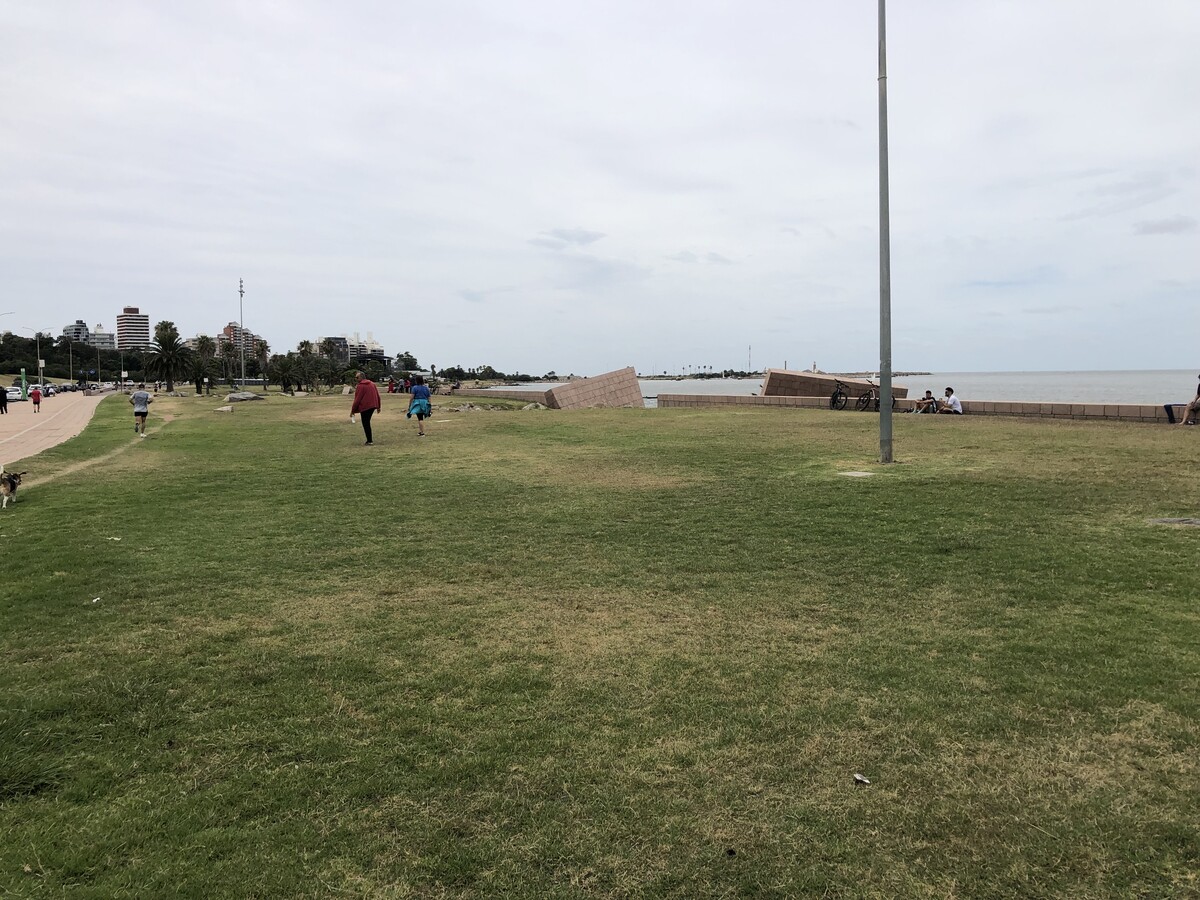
{"left": 3, "top": 1, "right": 1197, "bottom": 375}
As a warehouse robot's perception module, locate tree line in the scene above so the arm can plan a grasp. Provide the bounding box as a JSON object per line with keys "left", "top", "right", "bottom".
{"left": 4, "top": 323, "right": 553, "bottom": 391}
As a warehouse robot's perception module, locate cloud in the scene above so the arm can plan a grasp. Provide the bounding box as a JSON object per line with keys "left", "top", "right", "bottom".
{"left": 1132, "top": 215, "right": 1197, "bottom": 236}
{"left": 665, "top": 250, "right": 732, "bottom": 264}
{"left": 459, "top": 286, "right": 518, "bottom": 304}
{"left": 543, "top": 227, "right": 606, "bottom": 246}
{"left": 965, "top": 266, "right": 1061, "bottom": 290}
{"left": 2, "top": 2, "right": 1199, "bottom": 374}
{"left": 1021, "top": 305, "right": 1081, "bottom": 315}
{"left": 1060, "top": 172, "right": 1177, "bottom": 221}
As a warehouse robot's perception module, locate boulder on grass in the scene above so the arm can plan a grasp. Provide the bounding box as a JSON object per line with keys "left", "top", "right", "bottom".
{"left": 225, "top": 392, "right": 264, "bottom": 402}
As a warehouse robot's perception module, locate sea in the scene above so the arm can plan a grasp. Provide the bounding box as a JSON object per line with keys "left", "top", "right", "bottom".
{"left": 486, "top": 370, "right": 1197, "bottom": 409}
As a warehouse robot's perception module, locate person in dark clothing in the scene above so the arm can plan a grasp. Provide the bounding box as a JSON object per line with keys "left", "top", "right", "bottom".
{"left": 350, "top": 371, "right": 382, "bottom": 445}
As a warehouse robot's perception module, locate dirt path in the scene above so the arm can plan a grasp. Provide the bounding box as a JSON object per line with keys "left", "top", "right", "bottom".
{"left": 0, "top": 391, "right": 110, "bottom": 465}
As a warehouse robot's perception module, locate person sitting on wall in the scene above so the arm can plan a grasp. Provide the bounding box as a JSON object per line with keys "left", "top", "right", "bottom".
{"left": 912, "top": 390, "right": 938, "bottom": 413}
{"left": 1177, "top": 374, "right": 1200, "bottom": 426}
{"left": 936, "top": 386, "right": 963, "bottom": 415}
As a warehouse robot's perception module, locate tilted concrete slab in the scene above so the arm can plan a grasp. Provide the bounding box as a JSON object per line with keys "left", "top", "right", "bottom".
{"left": 546, "top": 367, "right": 644, "bottom": 410}
{"left": 761, "top": 369, "right": 909, "bottom": 400}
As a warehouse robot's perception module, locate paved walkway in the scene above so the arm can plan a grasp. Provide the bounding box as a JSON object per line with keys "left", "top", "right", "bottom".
{"left": 0, "top": 391, "right": 110, "bottom": 465}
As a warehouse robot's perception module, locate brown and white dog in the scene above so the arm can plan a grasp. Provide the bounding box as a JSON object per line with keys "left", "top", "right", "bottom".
{"left": 1, "top": 469, "right": 26, "bottom": 509}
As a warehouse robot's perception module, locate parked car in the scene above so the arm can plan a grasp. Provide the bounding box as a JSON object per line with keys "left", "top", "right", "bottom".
{"left": 5, "top": 386, "right": 24, "bottom": 402}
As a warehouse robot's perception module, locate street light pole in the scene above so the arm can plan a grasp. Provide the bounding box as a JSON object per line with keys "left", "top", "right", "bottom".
{"left": 239, "top": 278, "right": 246, "bottom": 388}
{"left": 878, "top": 0, "right": 895, "bottom": 463}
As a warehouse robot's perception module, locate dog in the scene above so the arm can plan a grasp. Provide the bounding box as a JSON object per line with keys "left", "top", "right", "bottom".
{"left": 1, "top": 469, "right": 25, "bottom": 509}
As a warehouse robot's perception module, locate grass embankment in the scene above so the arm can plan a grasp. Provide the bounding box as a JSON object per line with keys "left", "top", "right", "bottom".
{"left": 2, "top": 395, "right": 1197, "bottom": 897}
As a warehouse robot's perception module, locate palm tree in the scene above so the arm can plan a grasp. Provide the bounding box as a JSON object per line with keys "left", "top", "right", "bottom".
{"left": 320, "top": 357, "right": 342, "bottom": 392}
{"left": 218, "top": 338, "right": 237, "bottom": 385}
{"left": 191, "top": 335, "right": 216, "bottom": 394}
{"left": 254, "top": 339, "right": 270, "bottom": 389}
{"left": 296, "top": 352, "right": 320, "bottom": 393}
{"left": 318, "top": 337, "right": 338, "bottom": 360}
{"left": 189, "top": 353, "right": 219, "bottom": 396}
{"left": 269, "top": 354, "right": 298, "bottom": 395}
{"left": 147, "top": 321, "right": 191, "bottom": 392}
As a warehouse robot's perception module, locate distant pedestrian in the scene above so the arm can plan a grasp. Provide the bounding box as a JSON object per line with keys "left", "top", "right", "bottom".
{"left": 407, "top": 375, "right": 432, "bottom": 437}
{"left": 30, "top": 387, "right": 41, "bottom": 413}
{"left": 130, "top": 383, "right": 153, "bottom": 437}
{"left": 0, "top": 388, "right": 7, "bottom": 414}
{"left": 351, "top": 371, "right": 381, "bottom": 445}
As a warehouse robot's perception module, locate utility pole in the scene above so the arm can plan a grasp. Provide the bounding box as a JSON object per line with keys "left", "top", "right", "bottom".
{"left": 238, "top": 278, "right": 246, "bottom": 388}
{"left": 877, "top": 0, "right": 895, "bottom": 463}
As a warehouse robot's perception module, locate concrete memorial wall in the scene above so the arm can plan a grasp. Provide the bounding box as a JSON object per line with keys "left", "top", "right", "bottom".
{"left": 761, "top": 368, "right": 910, "bottom": 400}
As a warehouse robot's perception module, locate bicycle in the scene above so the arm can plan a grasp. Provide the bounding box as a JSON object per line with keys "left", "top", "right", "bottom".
{"left": 829, "top": 377, "right": 898, "bottom": 411}
{"left": 829, "top": 379, "right": 852, "bottom": 410}
{"left": 855, "top": 378, "right": 898, "bottom": 412}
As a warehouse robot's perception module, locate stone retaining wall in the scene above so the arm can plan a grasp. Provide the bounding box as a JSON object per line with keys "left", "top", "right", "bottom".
{"left": 454, "top": 388, "right": 550, "bottom": 403}
{"left": 452, "top": 367, "right": 644, "bottom": 410}
{"left": 656, "top": 393, "right": 1176, "bottom": 423}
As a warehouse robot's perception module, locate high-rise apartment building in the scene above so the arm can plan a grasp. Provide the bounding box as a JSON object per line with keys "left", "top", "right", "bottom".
{"left": 221, "top": 322, "right": 262, "bottom": 354}
{"left": 62, "top": 320, "right": 91, "bottom": 343}
{"left": 90, "top": 324, "right": 116, "bottom": 350}
{"left": 344, "top": 332, "right": 386, "bottom": 360}
{"left": 116, "top": 307, "right": 151, "bottom": 350}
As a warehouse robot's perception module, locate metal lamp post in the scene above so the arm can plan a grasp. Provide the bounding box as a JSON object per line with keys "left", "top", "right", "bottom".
{"left": 239, "top": 279, "right": 246, "bottom": 388}
{"left": 877, "top": 0, "right": 894, "bottom": 463}
{"left": 21, "top": 326, "right": 50, "bottom": 388}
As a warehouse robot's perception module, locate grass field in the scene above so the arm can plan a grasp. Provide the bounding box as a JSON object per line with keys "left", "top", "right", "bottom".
{"left": 2, "top": 393, "right": 1197, "bottom": 897}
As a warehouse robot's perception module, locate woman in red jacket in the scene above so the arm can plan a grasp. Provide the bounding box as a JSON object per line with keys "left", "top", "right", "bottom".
{"left": 350, "top": 371, "right": 381, "bottom": 445}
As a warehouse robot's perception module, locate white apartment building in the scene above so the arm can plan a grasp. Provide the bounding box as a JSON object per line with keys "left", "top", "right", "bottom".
{"left": 90, "top": 324, "right": 116, "bottom": 350}
{"left": 116, "top": 306, "right": 151, "bottom": 350}
{"left": 344, "top": 332, "right": 386, "bottom": 360}
{"left": 62, "top": 320, "right": 91, "bottom": 343}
